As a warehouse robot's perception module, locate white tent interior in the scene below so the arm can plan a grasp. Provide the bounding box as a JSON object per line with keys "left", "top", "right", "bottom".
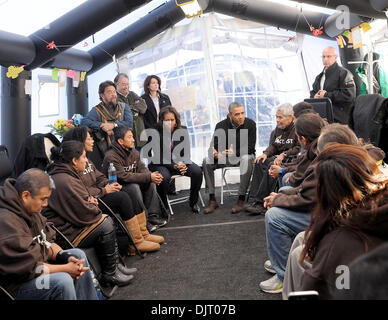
{"left": 1, "top": 0, "right": 387, "bottom": 186}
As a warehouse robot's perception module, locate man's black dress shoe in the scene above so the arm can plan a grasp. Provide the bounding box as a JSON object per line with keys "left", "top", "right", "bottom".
{"left": 190, "top": 204, "right": 200, "bottom": 214}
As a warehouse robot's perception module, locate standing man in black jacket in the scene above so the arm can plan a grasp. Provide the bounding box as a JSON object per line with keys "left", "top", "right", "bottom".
{"left": 310, "top": 46, "right": 356, "bottom": 125}
{"left": 202, "top": 101, "right": 256, "bottom": 214}
{"left": 114, "top": 73, "right": 148, "bottom": 150}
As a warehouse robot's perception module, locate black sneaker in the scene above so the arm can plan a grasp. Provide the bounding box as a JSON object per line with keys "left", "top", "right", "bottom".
{"left": 148, "top": 215, "right": 168, "bottom": 227}
{"left": 245, "top": 202, "right": 266, "bottom": 215}
{"left": 147, "top": 222, "right": 158, "bottom": 233}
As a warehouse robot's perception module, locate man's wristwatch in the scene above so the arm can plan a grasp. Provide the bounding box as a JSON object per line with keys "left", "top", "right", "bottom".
{"left": 114, "top": 123, "right": 118, "bottom": 128}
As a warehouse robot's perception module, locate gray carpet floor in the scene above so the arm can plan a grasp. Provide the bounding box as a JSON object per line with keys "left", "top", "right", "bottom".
{"left": 113, "top": 186, "right": 282, "bottom": 300}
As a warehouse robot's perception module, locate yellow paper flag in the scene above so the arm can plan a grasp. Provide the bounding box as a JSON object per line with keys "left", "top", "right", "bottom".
{"left": 6, "top": 66, "right": 24, "bottom": 79}
{"left": 360, "top": 22, "right": 371, "bottom": 33}
{"left": 338, "top": 36, "right": 344, "bottom": 48}
{"left": 80, "top": 71, "right": 86, "bottom": 81}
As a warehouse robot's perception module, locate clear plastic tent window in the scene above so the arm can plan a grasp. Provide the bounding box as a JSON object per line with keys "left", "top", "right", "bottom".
{"left": 125, "top": 14, "right": 309, "bottom": 165}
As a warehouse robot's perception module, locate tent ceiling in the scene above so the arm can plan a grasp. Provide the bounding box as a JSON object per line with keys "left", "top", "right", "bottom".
{"left": 26, "top": 0, "right": 152, "bottom": 70}
{"left": 0, "top": 0, "right": 387, "bottom": 73}
{"left": 301, "top": 0, "right": 387, "bottom": 19}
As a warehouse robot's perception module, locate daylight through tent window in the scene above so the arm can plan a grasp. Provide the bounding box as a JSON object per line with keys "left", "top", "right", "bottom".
{"left": 38, "top": 80, "right": 59, "bottom": 117}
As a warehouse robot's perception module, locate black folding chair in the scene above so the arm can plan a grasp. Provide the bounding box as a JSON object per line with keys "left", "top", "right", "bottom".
{"left": 304, "top": 98, "right": 334, "bottom": 123}
{"left": 0, "top": 285, "right": 14, "bottom": 301}
{"left": 47, "top": 223, "right": 117, "bottom": 299}
{"left": 0, "top": 145, "right": 12, "bottom": 186}
{"left": 97, "top": 197, "right": 146, "bottom": 259}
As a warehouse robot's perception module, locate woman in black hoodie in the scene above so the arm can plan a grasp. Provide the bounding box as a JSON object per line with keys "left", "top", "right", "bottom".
{"left": 299, "top": 143, "right": 388, "bottom": 299}
{"left": 42, "top": 141, "right": 133, "bottom": 287}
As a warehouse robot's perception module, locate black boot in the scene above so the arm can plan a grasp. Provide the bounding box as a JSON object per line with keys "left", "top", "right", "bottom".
{"left": 117, "top": 256, "right": 137, "bottom": 275}
{"left": 96, "top": 229, "right": 134, "bottom": 287}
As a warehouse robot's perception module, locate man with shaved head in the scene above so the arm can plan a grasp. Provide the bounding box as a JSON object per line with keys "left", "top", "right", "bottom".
{"left": 310, "top": 46, "right": 356, "bottom": 125}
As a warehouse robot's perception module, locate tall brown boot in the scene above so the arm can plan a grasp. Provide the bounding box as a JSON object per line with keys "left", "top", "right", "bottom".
{"left": 125, "top": 216, "right": 160, "bottom": 255}
{"left": 137, "top": 211, "right": 165, "bottom": 244}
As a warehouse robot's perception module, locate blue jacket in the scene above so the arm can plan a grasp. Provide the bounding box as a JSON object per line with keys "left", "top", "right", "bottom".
{"left": 81, "top": 101, "right": 133, "bottom": 131}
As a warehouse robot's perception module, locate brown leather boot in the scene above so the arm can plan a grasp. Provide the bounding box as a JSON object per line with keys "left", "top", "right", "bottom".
{"left": 125, "top": 216, "right": 160, "bottom": 255}
{"left": 231, "top": 199, "right": 245, "bottom": 214}
{"left": 137, "top": 211, "right": 165, "bottom": 244}
{"left": 204, "top": 200, "right": 219, "bottom": 214}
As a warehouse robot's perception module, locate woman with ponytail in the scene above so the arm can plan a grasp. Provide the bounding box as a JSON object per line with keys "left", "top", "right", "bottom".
{"left": 42, "top": 141, "right": 133, "bottom": 287}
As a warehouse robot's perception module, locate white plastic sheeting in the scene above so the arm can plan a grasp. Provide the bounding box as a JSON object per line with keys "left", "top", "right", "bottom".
{"left": 123, "top": 13, "right": 321, "bottom": 164}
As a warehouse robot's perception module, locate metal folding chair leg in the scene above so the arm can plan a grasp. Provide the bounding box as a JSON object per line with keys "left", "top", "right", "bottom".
{"left": 220, "top": 167, "right": 239, "bottom": 205}
{"left": 97, "top": 197, "right": 145, "bottom": 259}
{"left": 166, "top": 175, "right": 205, "bottom": 215}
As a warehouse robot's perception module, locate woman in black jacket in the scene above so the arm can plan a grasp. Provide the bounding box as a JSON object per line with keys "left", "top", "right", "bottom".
{"left": 148, "top": 106, "right": 203, "bottom": 213}
{"left": 141, "top": 75, "right": 172, "bottom": 130}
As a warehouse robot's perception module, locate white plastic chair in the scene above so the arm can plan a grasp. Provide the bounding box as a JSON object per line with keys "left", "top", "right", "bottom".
{"left": 220, "top": 167, "right": 240, "bottom": 205}
{"left": 166, "top": 175, "right": 205, "bottom": 215}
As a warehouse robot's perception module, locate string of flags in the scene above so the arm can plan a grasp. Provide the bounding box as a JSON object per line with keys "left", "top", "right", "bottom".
{"left": 336, "top": 22, "right": 371, "bottom": 50}
{"left": 52, "top": 68, "right": 87, "bottom": 88}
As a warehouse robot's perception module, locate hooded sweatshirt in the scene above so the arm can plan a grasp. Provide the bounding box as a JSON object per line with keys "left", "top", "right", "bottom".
{"left": 42, "top": 162, "right": 102, "bottom": 242}
{"left": 264, "top": 121, "right": 300, "bottom": 158}
{"left": 301, "top": 188, "right": 388, "bottom": 299}
{"left": 102, "top": 141, "right": 151, "bottom": 185}
{"left": 0, "top": 179, "right": 56, "bottom": 294}
{"left": 81, "top": 160, "right": 109, "bottom": 198}
{"left": 285, "top": 139, "right": 318, "bottom": 188}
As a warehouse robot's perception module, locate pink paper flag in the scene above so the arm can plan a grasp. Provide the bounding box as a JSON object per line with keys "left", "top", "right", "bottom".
{"left": 67, "top": 69, "right": 76, "bottom": 79}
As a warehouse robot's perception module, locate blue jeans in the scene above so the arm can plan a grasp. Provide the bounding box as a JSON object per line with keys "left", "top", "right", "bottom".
{"left": 278, "top": 172, "right": 292, "bottom": 189}
{"left": 14, "top": 248, "right": 98, "bottom": 300}
{"left": 265, "top": 207, "right": 311, "bottom": 282}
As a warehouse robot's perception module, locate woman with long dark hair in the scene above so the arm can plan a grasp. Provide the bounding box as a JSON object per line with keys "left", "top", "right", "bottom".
{"left": 299, "top": 143, "right": 388, "bottom": 299}
{"left": 62, "top": 126, "right": 162, "bottom": 254}
{"left": 42, "top": 141, "right": 133, "bottom": 287}
{"left": 148, "top": 106, "right": 203, "bottom": 213}
{"left": 141, "top": 75, "right": 172, "bottom": 130}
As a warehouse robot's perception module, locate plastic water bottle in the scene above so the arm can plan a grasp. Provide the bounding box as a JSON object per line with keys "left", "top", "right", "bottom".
{"left": 90, "top": 270, "right": 102, "bottom": 300}
{"left": 108, "top": 163, "right": 117, "bottom": 184}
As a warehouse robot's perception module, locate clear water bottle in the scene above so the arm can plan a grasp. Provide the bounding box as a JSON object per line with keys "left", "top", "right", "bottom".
{"left": 90, "top": 270, "right": 102, "bottom": 300}
{"left": 108, "top": 163, "right": 117, "bottom": 184}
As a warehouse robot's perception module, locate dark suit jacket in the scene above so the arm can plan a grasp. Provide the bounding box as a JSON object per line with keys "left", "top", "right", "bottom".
{"left": 141, "top": 92, "right": 172, "bottom": 129}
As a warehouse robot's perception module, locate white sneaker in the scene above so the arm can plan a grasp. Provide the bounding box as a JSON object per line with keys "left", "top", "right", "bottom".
{"left": 259, "top": 274, "right": 283, "bottom": 294}
{"left": 264, "top": 260, "right": 276, "bottom": 274}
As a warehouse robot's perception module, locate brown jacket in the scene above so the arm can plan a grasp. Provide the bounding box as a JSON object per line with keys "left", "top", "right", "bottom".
{"left": 42, "top": 162, "right": 102, "bottom": 242}
{"left": 102, "top": 141, "right": 151, "bottom": 185}
{"left": 0, "top": 179, "right": 56, "bottom": 294}
{"left": 272, "top": 143, "right": 386, "bottom": 214}
{"left": 272, "top": 160, "right": 317, "bottom": 213}
{"left": 285, "top": 139, "right": 318, "bottom": 187}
